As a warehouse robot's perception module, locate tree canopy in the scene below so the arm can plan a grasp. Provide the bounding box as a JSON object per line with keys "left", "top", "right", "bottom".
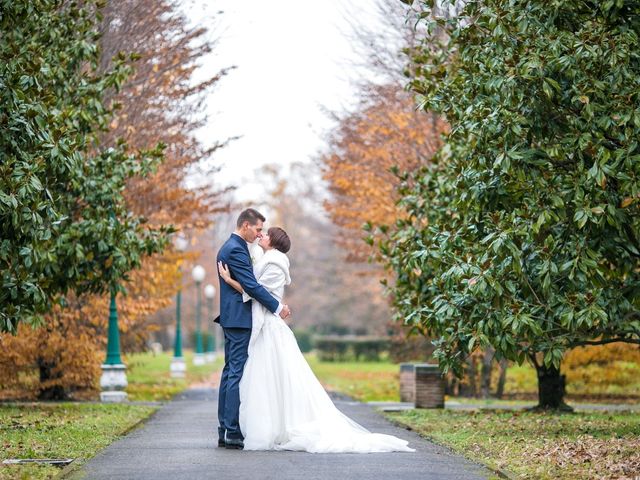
{"left": 1, "top": 0, "right": 228, "bottom": 400}
{"left": 383, "top": 0, "right": 640, "bottom": 405}
{"left": 0, "top": 0, "right": 170, "bottom": 333}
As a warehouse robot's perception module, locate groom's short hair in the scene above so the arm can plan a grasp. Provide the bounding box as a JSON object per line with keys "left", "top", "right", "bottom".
{"left": 236, "top": 208, "right": 266, "bottom": 228}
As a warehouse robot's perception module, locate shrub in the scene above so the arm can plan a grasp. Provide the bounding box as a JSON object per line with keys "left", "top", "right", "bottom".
{"left": 314, "top": 335, "right": 390, "bottom": 362}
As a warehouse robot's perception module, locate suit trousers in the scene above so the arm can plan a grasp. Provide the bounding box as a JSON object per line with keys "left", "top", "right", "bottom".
{"left": 218, "top": 327, "right": 251, "bottom": 440}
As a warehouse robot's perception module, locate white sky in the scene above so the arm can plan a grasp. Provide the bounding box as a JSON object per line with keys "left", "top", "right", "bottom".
{"left": 182, "top": 0, "right": 384, "bottom": 201}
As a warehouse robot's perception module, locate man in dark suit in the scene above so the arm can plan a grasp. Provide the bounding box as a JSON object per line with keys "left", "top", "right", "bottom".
{"left": 215, "top": 208, "right": 291, "bottom": 449}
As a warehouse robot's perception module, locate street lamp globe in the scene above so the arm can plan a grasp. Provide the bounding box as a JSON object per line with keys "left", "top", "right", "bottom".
{"left": 204, "top": 284, "right": 216, "bottom": 299}
{"left": 192, "top": 265, "right": 206, "bottom": 283}
{"left": 173, "top": 233, "right": 189, "bottom": 252}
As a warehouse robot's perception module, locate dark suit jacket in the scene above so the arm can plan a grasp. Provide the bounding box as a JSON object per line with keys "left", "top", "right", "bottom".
{"left": 215, "top": 233, "right": 279, "bottom": 329}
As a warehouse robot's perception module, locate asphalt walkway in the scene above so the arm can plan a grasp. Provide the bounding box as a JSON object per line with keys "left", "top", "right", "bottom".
{"left": 70, "top": 388, "right": 491, "bottom": 480}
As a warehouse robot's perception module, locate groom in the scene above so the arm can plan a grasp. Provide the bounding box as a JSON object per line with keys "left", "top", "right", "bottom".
{"left": 215, "top": 208, "right": 291, "bottom": 449}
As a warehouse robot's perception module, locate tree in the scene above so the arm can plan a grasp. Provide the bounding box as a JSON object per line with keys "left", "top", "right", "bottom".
{"left": 0, "top": 252, "right": 183, "bottom": 400}
{"left": 254, "top": 163, "right": 394, "bottom": 335}
{"left": 384, "top": 0, "right": 640, "bottom": 409}
{"left": 0, "top": 0, "right": 229, "bottom": 399}
{"left": 323, "top": 84, "right": 444, "bottom": 262}
{"left": 97, "top": 0, "right": 232, "bottom": 231}
{"left": 321, "top": 0, "right": 447, "bottom": 363}
{"left": 0, "top": 0, "right": 169, "bottom": 333}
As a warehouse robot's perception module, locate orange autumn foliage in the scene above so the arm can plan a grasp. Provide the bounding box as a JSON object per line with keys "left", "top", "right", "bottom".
{"left": 0, "top": 251, "right": 190, "bottom": 400}
{"left": 0, "top": 303, "right": 102, "bottom": 400}
{"left": 564, "top": 343, "right": 640, "bottom": 393}
{"left": 323, "top": 84, "right": 446, "bottom": 262}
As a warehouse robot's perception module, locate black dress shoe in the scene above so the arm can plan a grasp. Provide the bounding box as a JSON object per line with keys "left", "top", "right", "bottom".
{"left": 225, "top": 437, "right": 244, "bottom": 450}
{"left": 218, "top": 438, "right": 226, "bottom": 447}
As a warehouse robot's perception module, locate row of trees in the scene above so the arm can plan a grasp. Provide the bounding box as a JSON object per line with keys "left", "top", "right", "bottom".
{"left": 0, "top": 0, "right": 226, "bottom": 399}
{"left": 323, "top": 0, "right": 640, "bottom": 408}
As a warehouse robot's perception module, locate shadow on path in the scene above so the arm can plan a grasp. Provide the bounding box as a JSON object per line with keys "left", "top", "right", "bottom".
{"left": 70, "top": 388, "right": 491, "bottom": 480}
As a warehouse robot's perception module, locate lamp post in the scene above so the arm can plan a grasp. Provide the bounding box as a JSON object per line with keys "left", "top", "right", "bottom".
{"left": 192, "top": 265, "right": 206, "bottom": 366}
{"left": 100, "top": 210, "right": 128, "bottom": 403}
{"left": 204, "top": 284, "right": 217, "bottom": 363}
{"left": 170, "top": 234, "right": 189, "bottom": 378}
{"left": 100, "top": 289, "right": 128, "bottom": 402}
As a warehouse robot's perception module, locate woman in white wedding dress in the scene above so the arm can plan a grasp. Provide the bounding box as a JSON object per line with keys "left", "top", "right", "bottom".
{"left": 217, "top": 227, "right": 414, "bottom": 453}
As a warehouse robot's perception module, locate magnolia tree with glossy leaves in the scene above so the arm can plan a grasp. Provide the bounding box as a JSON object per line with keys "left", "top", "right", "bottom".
{"left": 0, "top": 0, "right": 170, "bottom": 333}
{"left": 383, "top": 0, "right": 640, "bottom": 408}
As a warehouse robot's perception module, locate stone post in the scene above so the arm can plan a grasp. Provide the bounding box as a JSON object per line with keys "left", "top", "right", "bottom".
{"left": 399, "top": 363, "right": 416, "bottom": 403}
{"left": 100, "top": 292, "right": 128, "bottom": 402}
{"left": 414, "top": 364, "right": 445, "bottom": 408}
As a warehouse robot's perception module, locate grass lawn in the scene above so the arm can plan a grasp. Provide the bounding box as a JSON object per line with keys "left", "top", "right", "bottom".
{"left": 388, "top": 409, "right": 640, "bottom": 479}
{"left": 0, "top": 403, "right": 156, "bottom": 480}
{"left": 125, "top": 349, "right": 223, "bottom": 401}
{"left": 305, "top": 353, "right": 400, "bottom": 402}
{"left": 0, "top": 350, "right": 222, "bottom": 479}
{"left": 305, "top": 353, "right": 640, "bottom": 404}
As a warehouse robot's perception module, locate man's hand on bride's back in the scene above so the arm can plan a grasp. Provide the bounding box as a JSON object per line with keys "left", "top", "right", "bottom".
{"left": 279, "top": 304, "right": 291, "bottom": 320}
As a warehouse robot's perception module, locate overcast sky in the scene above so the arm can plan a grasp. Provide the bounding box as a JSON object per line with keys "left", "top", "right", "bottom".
{"left": 183, "top": 0, "right": 384, "bottom": 201}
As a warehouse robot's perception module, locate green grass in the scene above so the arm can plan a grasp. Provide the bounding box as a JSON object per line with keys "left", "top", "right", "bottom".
{"left": 447, "top": 397, "right": 537, "bottom": 407}
{"left": 306, "top": 354, "right": 640, "bottom": 403}
{"left": 305, "top": 353, "right": 400, "bottom": 402}
{"left": 503, "top": 363, "right": 538, "bottom": 395}
{"left": 0, "top": 350, "right": 222, "bottom": 479}
{"left": 125, "top": 350, "right": 223, "bottom": 401}
{"left": 305, "top": 354, "right": 536, "bottom": 403}
{"left": 0, "top": 403, "right": 156, "bottom": 480}
{"left": 388, "top": 408, "right": 640, "bottom": 479}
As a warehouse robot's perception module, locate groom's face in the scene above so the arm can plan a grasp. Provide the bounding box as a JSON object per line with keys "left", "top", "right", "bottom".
{"left": 244, "top": 220, "right": 264, "bottom": 243}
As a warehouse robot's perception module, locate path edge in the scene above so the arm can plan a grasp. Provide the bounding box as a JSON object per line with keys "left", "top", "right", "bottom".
{"left": 56, "top": 404, "right": 163, "bottom": 480}
{"left": 381, "top": 410, "right": 516, "bottom": 480}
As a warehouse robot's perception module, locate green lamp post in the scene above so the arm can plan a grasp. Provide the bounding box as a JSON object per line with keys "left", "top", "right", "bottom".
{"left": 192, "top": 265, "right": 206, "bottom": 366}
{"left": 204, "top": 284, "right": 217, "bottom": 363}
{"left": 170, "top": 233, "right": 188, "bottom": 378}
{"left": 99, "top": 289, "right": 128, "bottom": 402}
{"left": 100, "top": 208, "right": 128, "bottom": 402}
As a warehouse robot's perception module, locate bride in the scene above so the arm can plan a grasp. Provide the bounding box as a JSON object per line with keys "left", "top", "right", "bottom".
{"left": 218, "top": 227, "right": 414, "bottom": 453}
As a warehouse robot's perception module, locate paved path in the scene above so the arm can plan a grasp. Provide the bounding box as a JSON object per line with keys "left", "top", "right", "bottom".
{"left": 70, "top": 388, "right": 490, "bottom": 480}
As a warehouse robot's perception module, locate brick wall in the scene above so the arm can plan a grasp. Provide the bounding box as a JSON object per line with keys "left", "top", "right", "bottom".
{"left": 414, "top": 364, "right": 445, "bottom": 408}
{"left": 399, "top": 363, "right": 415, "bottom": 403}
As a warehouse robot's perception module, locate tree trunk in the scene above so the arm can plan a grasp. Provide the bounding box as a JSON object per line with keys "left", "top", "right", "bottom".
{"left": 495, "top": 358, "right": 508, "bottom": 399}
{"left": 38, "top": 360, "right": 67, "bottom": 401}
{"left": 480, "top": 349, "right": 494, "bottom": 399}
{"left": 534, "top": 363, "right": 572, "bottom": 411}
{"left": 444, "top": 373, "right": 459, "bottom": 396}
{"left": 459, "top": 355, "right": 478, "bottom": 397}
{"left": 444, "top": 372, "right": 460, "bottom": 396}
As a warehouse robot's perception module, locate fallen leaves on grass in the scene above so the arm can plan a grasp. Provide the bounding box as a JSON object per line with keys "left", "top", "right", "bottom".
{"left": 532, "top": 435, "right": 640, "bottom": 479}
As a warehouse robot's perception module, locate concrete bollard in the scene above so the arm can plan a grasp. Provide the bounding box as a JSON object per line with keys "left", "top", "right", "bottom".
{"left": 399, "top": 363, "right": 416, "bottom": 403}
{"left": 414, "top": 363, "right": 445, "bottom": 408}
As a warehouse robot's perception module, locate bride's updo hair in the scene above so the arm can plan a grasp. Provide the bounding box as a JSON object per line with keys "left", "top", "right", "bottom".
{"left": 268, "top": 227, "right": 291, "bottom": 254}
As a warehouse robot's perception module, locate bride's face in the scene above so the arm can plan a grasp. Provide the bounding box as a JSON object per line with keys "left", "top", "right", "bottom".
{"left": 258, "top": 233, "right": 272, "bottom": 250}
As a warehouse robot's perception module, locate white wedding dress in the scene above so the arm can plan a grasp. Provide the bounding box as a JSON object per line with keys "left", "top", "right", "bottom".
{"left": 238, "top": 248, "right": 414, "bottom": 453}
